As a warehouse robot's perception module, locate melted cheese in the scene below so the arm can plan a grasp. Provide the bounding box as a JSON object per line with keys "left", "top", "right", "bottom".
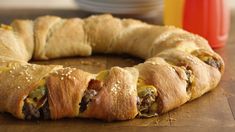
{"left": 0, "top": 67, "right": 10, "bottom": 73}
{"left": 176, "top": 41, "right": 199, "bottom": 53}
{"left": 96, "top": 70, "right": 109, "bottom": 81}
{"left": 0, "top": 24, "right": 13, "bottom": 30}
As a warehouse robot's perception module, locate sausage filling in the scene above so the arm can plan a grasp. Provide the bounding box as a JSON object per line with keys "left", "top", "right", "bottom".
{"left": 79, "top": 80, "right": 102, "bottom": 113}
{"left": 181, "top": 66, "right": 194, "bottom": 92}
{"left": 137, "top": 79, "right": 158, "bottom": 117}
{"left": 23, "top": 80, "right": 50, "bottom": 120}
{"left": 197, "top": 56, "right": 221, "bottom": 70}
{"left": 79, "top": 70, "right": 108, "bottom": 113}
{"left": 204, "top": 57, "right": 221, "bottom": 70}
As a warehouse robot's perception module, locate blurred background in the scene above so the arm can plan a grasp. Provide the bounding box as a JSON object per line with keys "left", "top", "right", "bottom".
{"left": 0, "top": 0, "right": 235, "bottom": 9}
{"left": 0, "top": 0, "right": 164, "bottom": 29}
{"left": 0, "top": 0, "right": 233, "bottom": 48}
{"left": 0, "top": 0, "right": 234, "bottom": 9}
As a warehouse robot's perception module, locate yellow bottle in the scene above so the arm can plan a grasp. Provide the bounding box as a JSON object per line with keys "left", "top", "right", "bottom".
{"left": 163, "top": 0, "right": 185, "bottom": 28}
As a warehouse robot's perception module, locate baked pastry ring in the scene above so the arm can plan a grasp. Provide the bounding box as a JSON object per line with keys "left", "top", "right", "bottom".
{"left": 0, "top": 14, "right": 224, "bottom": 121}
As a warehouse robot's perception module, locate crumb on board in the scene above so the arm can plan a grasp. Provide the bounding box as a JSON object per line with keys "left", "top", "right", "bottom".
{"left": 223, "top": 91, "right": 234, "bottom": 97}
{"left": 155, "top": 119, "right": 160, "bottom": 125}
{"left": 168, "top": 117, "right": 176, "bottom": 122}
{"left": 80, "top": 60, "right": 104, "bottom": 66}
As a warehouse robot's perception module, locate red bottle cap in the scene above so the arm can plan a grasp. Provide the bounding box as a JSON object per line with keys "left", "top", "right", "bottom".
{"left": 183, "top": 0, "right": 230, "bottom": 48}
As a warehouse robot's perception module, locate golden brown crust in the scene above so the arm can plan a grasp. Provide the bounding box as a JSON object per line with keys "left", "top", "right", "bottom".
{"left": 44, "top": 18, "right": 92, "bottom": 59}
{"left": 47, "top": 68, "right": 93, "bottom": 119}
{"left": 0, "top": 14, "right": 225, "bottom": 121}
{"left": 84, "top": 14, "right": 122, "bottom": 53}
{"left": 136, "top": 63, "right": 189, "bottom": 113}
{"left": 191, "top": 49, "right": 225, "bottom": 73}
{"left": 157, "top": 50, "right": 221, "bottom": 100}
{"left": 150, "top": 30, "right": 212, "bottom": 57}
{"left": 34, "top": 16, "right": 62, "bottom": 60}
{"left": 11, "top": 19, "right": 34, "bottom": 61}
{"left": 0, "top": 60, "right": 62, "bottom": 119}
{"left": 0, "top": 29, "right": 28, "bottom": 61}
{"left": 80, "top": 67, "right": 138, "bottom": 121}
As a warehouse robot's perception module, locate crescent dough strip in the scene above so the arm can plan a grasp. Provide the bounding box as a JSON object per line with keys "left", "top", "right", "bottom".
{"left": 156, "top": 49, "right": 222, "bottom": 100}
{"left": 11, "top": 19, "right": 34, "bottom": 61}
{"left": 46, "top": 68, "right": 93, "bottom": 119}
{"left": 78, "top": 67, "right": 138, "bottom": 121}
{"left": 0, "top": 14, "right": 224, "bottom": 121}
{"left": 0, "top": 59, "right": 62, "bottom": 119}
{"left": 135, "top": 62, "right": 190, "bottom": 113}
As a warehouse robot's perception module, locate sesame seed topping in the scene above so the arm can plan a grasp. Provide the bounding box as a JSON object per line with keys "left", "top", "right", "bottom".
{"left": 61, "top": 77, "right": 64, "bottom": 80}
{"left": 32, "top": 65, "right": 36, "bottom": 67}
{"left": 111, "top": 82, "right": 121, "bottom": 94}
{"left": 24, "top": 71, "right": 29, "bottom": 74}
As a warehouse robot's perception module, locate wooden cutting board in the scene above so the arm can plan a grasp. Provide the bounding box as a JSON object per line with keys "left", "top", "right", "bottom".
{"left": 0, "top": 9, "right": 234, "bottom": 132}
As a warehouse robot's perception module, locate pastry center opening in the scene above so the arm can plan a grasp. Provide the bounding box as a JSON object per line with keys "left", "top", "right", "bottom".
{"left": 31, "top": 54, "right": 144, "bottom": 74}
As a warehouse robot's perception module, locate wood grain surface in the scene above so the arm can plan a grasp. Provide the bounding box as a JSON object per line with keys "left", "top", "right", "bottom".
{"left": 0, "top": 9, "right": 235, "bottom": 132}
